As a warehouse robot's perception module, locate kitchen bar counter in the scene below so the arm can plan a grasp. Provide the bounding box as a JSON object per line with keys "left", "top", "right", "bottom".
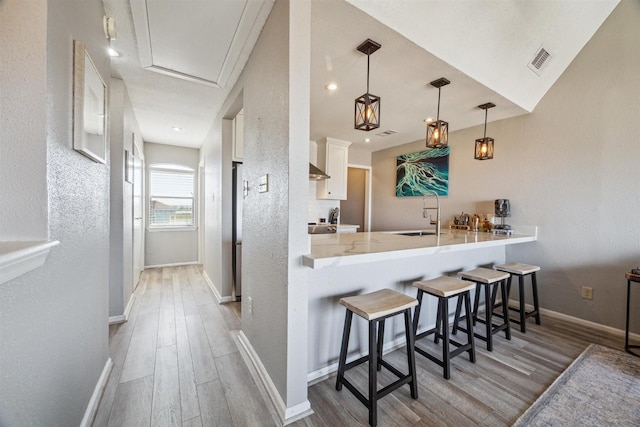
{"left": 304, "top": 226, "right": 537, "bottom": 381}
{"left": 303, "top": 227, "right": 537, "bottom": 269}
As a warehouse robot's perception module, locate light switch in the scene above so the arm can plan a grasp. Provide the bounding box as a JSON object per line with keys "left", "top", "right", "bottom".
{"left": 259, "top": 174, "right": 268, "bottom": 193}
{"left": 243, "top": 180, "right": 249, "bottom": 197}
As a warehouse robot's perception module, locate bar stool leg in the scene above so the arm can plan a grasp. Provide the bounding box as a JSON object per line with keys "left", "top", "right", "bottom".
{"left": 369, "top": 319, "right": 377, "bottom": 427}
{"left": 532, "top": 272, "right": 541, "bottom": 325}
{"left": 484, "top": 283, "right": 493, "bottom": 351}
{"left": 376, "top": 320, "right": 385, "bottom": 371}
{"left": 434, "top": 300, "right": 443, "bottom": 344}
{"left": 452, "top": 295, "right": 463, "bottom": 334}
{"left": 518, "top": 275, "right": 526, "bottom": 333}
{"left": 441, "top": 298, "right": 451, "bottom": 379}
{"left": 404, "top": 308, "right": 418, "bottom": 399}
{"left": 472, "top": 284, "right": 481, "bottom": 326}
{"left": 412, "top": 290, "right": 424, "bottom": 339}
{"left": 463, "top": 292, "right": 476, "bottom": 363}
{"left": 500, "top": 279, "right": 511, "bottom": 340}
{"left": 336, "top": 310, "right": 353, "bottom": 391}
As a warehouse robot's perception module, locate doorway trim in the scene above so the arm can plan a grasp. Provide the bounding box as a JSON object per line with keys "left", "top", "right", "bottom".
{"left": 198, "top": 158, "right": 205, "bottom": 265}
{"left": 347, "top": 163, "right": 372, "bottom": 232}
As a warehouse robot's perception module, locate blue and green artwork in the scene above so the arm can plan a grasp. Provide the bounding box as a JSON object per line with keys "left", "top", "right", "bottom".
{"left": 396, "top": 147, "right": 449, "bottom": 197}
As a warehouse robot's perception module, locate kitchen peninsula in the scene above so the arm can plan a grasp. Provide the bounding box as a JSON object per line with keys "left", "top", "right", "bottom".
{"left": 303, "top": 228, "right": 537, "bottom": 381}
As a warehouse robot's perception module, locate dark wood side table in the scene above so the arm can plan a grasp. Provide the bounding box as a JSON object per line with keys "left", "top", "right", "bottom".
{"left": 625, "top": 272, "right": 640, "bottom": 357}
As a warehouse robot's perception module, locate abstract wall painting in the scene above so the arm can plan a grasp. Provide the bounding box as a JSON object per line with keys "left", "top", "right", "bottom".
{"left": 396, "top": 147, "right": 449, "bottom": 197}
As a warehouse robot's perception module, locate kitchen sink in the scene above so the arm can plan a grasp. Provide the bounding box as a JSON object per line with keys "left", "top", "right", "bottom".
{"left": 308, "top": 224, "right": 337, "bottom": 234}
{"left": 389, "top": 230, "right": 438, "bottom": 236}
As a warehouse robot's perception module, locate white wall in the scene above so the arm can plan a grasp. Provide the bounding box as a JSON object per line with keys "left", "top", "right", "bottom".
{"left": 109, "top": 78, "right": 144, "bottom": 317}
{"left": 348, "top": 145, "right": 372, "bottom": 167}
{"left": 372, "top": 0, "right": 640, "bottom": 330}
{"left": 0, "top": 0, "right": 111, "bottom": 424}
{"left": 0, "top": 0, "right": 48, "bottom": 240}
{"left": 144, "top": 142, "right": 200, "bottom": 267}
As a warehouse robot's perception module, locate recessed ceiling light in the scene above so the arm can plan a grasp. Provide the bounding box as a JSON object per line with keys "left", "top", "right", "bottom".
{"left": 108, "top": 47, "right": 120, "bottom": 57}
{"left": 325, "top": 83, "right": 338, "bottom": 91}
{"left": 424, "top": 117, "right": 434, "bottom": 123}
{"left": 172, "top": 126, "right": 182, "bottom": 132}
{"left": 364, "top": 138, "right": 371, "bottom": 143}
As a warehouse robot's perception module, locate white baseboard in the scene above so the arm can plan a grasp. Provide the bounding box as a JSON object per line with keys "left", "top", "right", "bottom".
{"left": 80, "top": 357, "right": 113, "bottom": 427}
{"left": 108, "top": 314, "right": 125, "bottom": 324}
{"left": 540, "top": 306, "right": 640, "bottom": 341}
{"left": 237, "top": 331, "right": 312, "bottom": 425}
{"left": 108, "top": 293, "right": 136, "bottom": 325}
{"left": 202, "top": 270, "right": 234, "bottom": 304}
{"left": 144, "top": 261, "right": 198, "bottom": 269}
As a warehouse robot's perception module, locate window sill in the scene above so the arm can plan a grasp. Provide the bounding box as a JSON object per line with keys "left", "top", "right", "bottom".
{"left": 0, "top": 240, "right": 60, "bottom": 285}
{"left": 147, "top": 226, "right": 197, "bottom": 233}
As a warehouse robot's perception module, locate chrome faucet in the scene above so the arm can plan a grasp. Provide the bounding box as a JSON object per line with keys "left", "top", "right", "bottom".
{"left": 422, "top": 190, "right": 441, "bottom": 235}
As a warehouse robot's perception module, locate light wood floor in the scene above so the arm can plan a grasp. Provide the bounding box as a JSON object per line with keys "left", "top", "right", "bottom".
{"left": 95, "top": 266, "right": 623, "bottom": 427}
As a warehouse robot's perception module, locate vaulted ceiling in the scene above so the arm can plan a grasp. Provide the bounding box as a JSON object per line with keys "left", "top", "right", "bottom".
{"left": 104, "top": 0, "right": 619, "bottom": 151}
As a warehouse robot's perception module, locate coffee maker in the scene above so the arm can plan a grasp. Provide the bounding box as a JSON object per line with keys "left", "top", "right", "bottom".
{"left": 492, "top": 199, "right": 513, "bottom": 235}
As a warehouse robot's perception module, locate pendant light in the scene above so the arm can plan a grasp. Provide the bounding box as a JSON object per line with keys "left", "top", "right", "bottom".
{"left": 354, "top": 39, "right": 381, "bottom": 131}
{"left": 474, "top": 103, "right": 496, "bottom": 160}
{"left": 426, "top": 77, "right": 450, "bottom": 148}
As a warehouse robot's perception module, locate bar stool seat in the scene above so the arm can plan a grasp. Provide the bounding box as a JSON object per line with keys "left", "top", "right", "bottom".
{"left": 412, "top": 276, "right": 476, "bottom": 379}
{"left": 336, "top": 289, "right": 418, "bottom": 426}
{"left": 494, "top": 262, "right": 541, "bottom": 333}
{"left": 454, "top": 267, "right": 511, "bottom": 351}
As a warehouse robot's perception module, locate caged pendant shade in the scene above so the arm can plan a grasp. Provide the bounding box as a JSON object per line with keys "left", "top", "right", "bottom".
{"left": 354, "top": 39, "right": 381, "bottom": 131}
{"left": 426, "top": 78, "right": 450, "bottom": 148}
{"left": 474, "top": 103, "right": 496, "bottom": 160}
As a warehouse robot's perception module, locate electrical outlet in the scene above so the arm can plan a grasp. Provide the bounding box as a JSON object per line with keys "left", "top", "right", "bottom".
{"left": 581, "top": 286, "right": 593, "bottom": 300}
{"left": 248, "top": 296, "right": 253, "bottom": 315}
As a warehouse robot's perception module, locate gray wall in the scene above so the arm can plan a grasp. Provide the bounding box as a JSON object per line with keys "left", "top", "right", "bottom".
{"left": 202, "top": 115, "right": 235, "bottom": 299}
{"left": 200, "top": 0, "right": 311, "bottom": 414}
{"left": 144, "top": 142, "right": 200, "bottom": 267}
{"left": 372, "top": 0, "right": 639, "bottom": 331}
{"left": 109, "top": 78, "right": 143, "bottom": 317}
{"left": 0, "top": 0, "right": 111, "bottom": 425}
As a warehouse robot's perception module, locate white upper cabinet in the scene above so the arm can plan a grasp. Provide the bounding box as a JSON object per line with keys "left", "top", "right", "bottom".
{"left": 316, "top": 137, "right": 351, "bottom": 200}
{"left": 232, "top": 111, "right": 244, "bottom": 162}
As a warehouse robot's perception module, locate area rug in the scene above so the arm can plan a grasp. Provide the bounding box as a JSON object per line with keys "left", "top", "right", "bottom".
{"left": 513, "top": 344, "right": 640, "bottom": 426}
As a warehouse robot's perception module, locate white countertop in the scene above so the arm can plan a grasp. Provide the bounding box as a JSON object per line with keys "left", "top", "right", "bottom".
{"left": 302, "top": 227, "right": 537, "bottom": 269}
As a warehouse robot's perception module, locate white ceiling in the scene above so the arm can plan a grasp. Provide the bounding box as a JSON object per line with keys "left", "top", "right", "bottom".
{"left": 104, "top": 0, "right": 619, "bottom": 152}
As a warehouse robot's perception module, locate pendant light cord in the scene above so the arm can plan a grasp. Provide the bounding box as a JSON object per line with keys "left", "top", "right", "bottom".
{"left": 366, "top": 49, "right": 371, "bottom": 93}
{"left": 436, "top": 87, "right": 441, "bottom": 121}
{"left": 483, "top": 108, "right": 488, "bottom": 138}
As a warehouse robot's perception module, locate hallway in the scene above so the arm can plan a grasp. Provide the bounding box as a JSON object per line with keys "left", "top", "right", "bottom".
{"left": 95, "top": 266, "right": 276, "bottom": 426}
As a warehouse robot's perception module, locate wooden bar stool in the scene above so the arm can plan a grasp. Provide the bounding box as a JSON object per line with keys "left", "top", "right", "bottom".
{"left": 494, "top": 262, "right": 541, "bottom": 332}
{"left": 336, "top": 289, "right": 418, "bottom": 427}
{"left": 412, "top": 276, "right": 476, "bottom": 379}
{"left": 453, "top": 267, "right": 511, "bottom": 351}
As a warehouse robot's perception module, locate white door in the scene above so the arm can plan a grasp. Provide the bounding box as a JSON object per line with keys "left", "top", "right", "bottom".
{"left": 132, "top": 138, "right": 145, "bottom": 289}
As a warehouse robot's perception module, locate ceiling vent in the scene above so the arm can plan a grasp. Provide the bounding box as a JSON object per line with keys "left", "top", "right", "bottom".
{"left": 528, "top": 46, "right": 551, "bottom": 76}
{"left": 376, "top": 129, "right": 398, "bottom": 137}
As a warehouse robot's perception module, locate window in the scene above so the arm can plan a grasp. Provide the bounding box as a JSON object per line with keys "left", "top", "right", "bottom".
{"left": 149, "top": 164, "right": 195, "bottom": 227}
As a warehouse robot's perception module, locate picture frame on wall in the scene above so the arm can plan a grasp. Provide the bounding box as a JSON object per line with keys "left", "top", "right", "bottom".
{"left": 125, "top": 149, "right": 134, "bottom": 184}
{"left": 72, "top": 40, "right": 107, "bottom": 164}
{"left": 396, "top": 147, "right": 450, "bottom": 197}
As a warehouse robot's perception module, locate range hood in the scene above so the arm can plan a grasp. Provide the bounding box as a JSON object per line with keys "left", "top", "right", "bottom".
{"left": 309, "top": 163, "right": 330, "bottom": 180}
